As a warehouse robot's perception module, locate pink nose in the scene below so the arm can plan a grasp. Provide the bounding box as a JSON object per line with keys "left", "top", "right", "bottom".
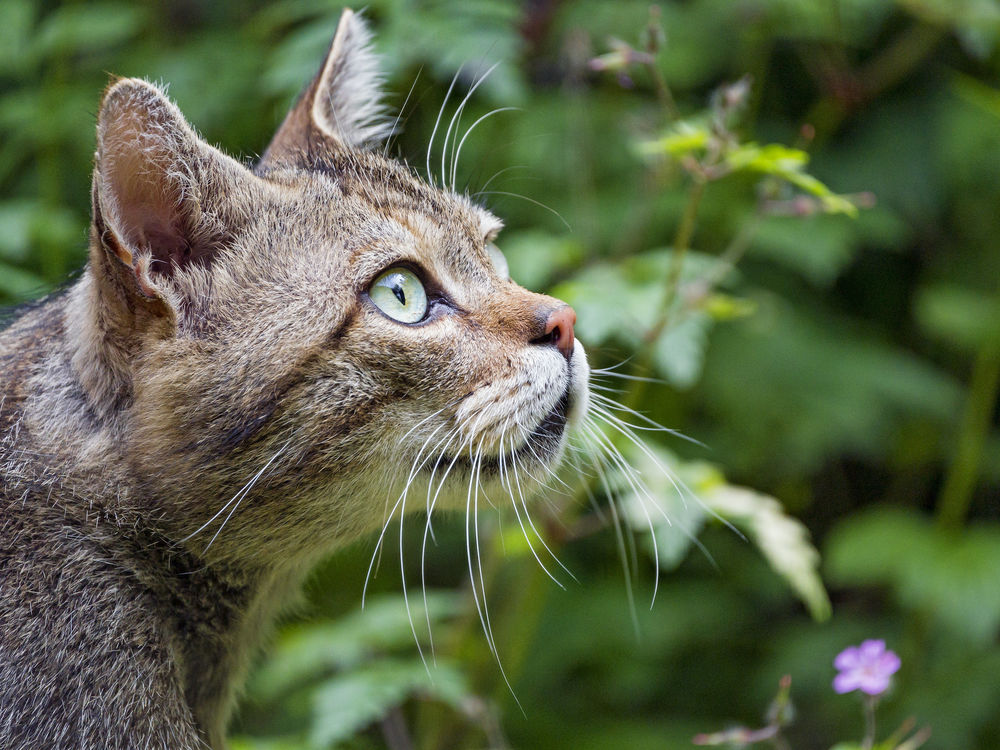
{"left": 538, "top": 305, "right": 576, "bottom": 363}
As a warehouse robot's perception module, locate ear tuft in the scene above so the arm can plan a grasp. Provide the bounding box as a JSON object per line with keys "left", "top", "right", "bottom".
{"left": 259, "top": 9, "right": 391, "bottom": 169}
{"left": 312, "top": 9, "right": 391, "bottom": 149}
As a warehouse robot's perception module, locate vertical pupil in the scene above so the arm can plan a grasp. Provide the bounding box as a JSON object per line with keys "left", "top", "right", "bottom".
{"left": 392, "top": 283, "right": 406, "bottom": 305}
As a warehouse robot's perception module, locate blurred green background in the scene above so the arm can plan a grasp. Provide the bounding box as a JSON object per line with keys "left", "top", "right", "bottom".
{"left": 2, "top": 1, "right": 999, "bottom": 748}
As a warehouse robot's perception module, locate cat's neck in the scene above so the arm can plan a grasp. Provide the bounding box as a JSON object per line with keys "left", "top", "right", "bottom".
{"left": 1, "top": 294, "right": 309, "bottom": 744}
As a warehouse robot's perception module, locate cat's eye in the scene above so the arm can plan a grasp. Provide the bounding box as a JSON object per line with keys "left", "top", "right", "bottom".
{"left": 369, "top": 267, "right": 428, "bottom": 324}
{"left": 487, "top": 242, "right": 510, "bottom": 280}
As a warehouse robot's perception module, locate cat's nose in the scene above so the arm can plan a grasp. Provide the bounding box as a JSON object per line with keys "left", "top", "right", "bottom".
{"left": 532, "top": 305, "right": 576, "bottom": 363}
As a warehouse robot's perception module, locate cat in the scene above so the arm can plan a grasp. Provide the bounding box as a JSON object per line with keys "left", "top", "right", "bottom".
{"left": 0, "top": 8, "right": 588, "bottom": 749}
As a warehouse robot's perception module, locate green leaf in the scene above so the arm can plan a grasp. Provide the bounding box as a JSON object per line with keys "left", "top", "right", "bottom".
{"left": 552, "top": 248, "right": 728, "bottom": 388}
{"left": 0, "top": 261, "right": 46, "bottom": 299}
{"left": 32, "top": 3, "right": 145, "bottom": 58}
{"left": 309, "top": 659, "right": 470, "bottom": 748}
{"left": 914, "top": 283, "right": 1000, "bottom": 352}
{"left": 604, "top": 438, "right": 829, "bottom": 618}
{"left": 826, "top": 508, "right": 1000, "bottom": 644}
{"left": 651, "top": 312, "right": 712, "bottom": 389}
{"left": 702, "top": 484, "right": 831, "bottom": 621}
{"left": 639, "top": 120, "right": 710, "bottom": 157}
{"left": 246, "top": 592, "right": 461, "bottom": 703}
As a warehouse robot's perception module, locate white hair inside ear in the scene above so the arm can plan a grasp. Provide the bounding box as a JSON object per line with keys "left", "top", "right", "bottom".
{"left": 311, "top": 8, "right": 392, "bottom": 150}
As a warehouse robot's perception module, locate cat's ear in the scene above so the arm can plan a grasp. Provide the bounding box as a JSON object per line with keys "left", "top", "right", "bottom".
{"left": 91, "top": 77, "right": 250, "bottom": 315}
{"left": 258, "top": 8, "right": 389, "bottom": 170}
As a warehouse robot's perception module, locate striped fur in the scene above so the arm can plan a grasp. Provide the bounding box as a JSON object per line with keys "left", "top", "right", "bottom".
{"left": 0, "top": 9, "right": 587, "bottom": 749}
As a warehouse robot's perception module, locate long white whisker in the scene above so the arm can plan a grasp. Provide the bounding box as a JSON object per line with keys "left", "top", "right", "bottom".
{"left": 427, "top": 64, "right": 464, "bottom": 186}
{"left": 364, "top": 422, "right": 447, "bottom": 607}
{"left": 500, "top": 431, "right": 567, "bottom": 588}
{"left": 583, "top": 433, "right": 641, "bottom": 637}
{"left": 590, "top": 391, "right": 706, "bottom": 446}
{"left": 443, "top": 62, "right": 500, "bottom": 193}
{"left": 464, "top": 438, "right": 496, "bottom": 653}
{"left": 451, "top": 106, "right": 519, "bottom": 192}
{"left": 584, "top": 422, "right": 662, "bottom": 606}
{"left": 185, "top": 440, "right": 291, "bottom": 551}
{"left": 420, "top": 426, "right": 464, "bottom": 662}
{"left": 508, "top": 433, "right": 575, "bottom": 585}
{"left": 476, "top": 164, "right": 529, "bottom": 194}
{"left": 589, "top": 410, "right": 698, "bottom": 519}
{"left": 472, "top": 190, "right": 571, "bottom": 229}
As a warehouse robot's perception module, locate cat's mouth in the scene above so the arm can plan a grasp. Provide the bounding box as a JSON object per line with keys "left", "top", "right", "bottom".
{"left": 446, "top": 388, "right": 571, "bottom": 477}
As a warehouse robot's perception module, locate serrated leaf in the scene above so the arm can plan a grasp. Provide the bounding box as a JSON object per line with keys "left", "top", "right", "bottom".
{"left": 600, "top": 438, "right": 829, "bottom": 617}
{"left": 702, "top": 485, "right": 831, "bottom": 621}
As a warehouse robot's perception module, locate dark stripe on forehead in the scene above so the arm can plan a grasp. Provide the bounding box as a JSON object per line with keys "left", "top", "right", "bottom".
{"left": 307, "top": 152, "right": 447, "bottom": 214}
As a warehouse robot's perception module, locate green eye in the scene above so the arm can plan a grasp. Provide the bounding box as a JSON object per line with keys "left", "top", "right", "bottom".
{"left": 369, "top": 267, "right": 428, "bottom": 324}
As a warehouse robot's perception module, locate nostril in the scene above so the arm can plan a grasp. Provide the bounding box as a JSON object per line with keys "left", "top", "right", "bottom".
{"left": 532, "top": 305, "right": 576, "bottom": 363}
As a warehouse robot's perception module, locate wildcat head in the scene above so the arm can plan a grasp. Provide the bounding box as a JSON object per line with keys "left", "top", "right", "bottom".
{"left": 70, "top": 9, "right": 589, "bottom": 566}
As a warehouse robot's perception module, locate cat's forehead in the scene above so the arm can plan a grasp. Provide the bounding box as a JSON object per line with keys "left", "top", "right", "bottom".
{"left": 266, "top": 152, "right": 501, "bottom": 275}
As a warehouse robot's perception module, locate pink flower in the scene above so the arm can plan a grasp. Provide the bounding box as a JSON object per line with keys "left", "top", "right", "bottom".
{"left": 833, "top": 640, "right": 900, "bottom": 696}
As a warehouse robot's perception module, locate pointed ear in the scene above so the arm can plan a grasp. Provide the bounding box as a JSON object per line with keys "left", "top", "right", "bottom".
{"left": 258, "top": 8, "right": 390, "bottom": 170}
{"left": 92, "top": 77, "right": 248, "bottom": 309}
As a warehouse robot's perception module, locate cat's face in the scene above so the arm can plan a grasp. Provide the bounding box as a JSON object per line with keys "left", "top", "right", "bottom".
{"left": 80, "top": 10, "right": 587, "bottom": 564}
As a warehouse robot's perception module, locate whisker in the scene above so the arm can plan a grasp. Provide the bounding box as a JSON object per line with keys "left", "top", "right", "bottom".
{"left": 476, "top": 164, "right": 529, "bottom": 194}
{"left": 472, "top": 190, "right": 571, "bottom": 230}
{"left": 427, "top": 64, "right": 464, "bottom": 186}
{"left": 451, "top": 106, "right": 519, "bottom": 192}
{"left": 509, "top": 436, "right": 576, "bottom": 585}
{"left": 183, "top": 439, "right": 291, "bottom": 548}
{"left": 364, "top": 421, "right": 448, "bottom": 608}
{"left": 442, "top": 62, "right": 500, "bottom": 193}
{"left": 582, "top": 433, "right": 641, "bottom": 638}
{"left": 382, "top": 66, "right": 422, "bottom": 157}
{"left": 590, "top": 392, "right": 706, "bottom": 446}
{"left": 583, "top": 421, "right": 662, "bottom": 606}
{"left": 499, "top": 431, "right": 568, "bottom": 588}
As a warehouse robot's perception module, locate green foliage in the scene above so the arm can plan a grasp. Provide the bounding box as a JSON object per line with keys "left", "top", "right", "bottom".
{"left": 4, "top": 1, "right": 1000, "bottom": 749}
{"left": 827, "top": 508, "right": 1000, "bottom": 645}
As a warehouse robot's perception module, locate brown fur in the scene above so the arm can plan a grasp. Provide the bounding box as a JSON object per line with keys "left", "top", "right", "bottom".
{"left": 0, "top": 9, "right": 587, "bottom": 748}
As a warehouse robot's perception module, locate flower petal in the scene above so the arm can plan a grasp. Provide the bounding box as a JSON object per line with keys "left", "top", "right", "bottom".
{"left": 834, "top": 646, "right": 861, "bottom": 670}
{"left": 833, "top": 672, "right": 860, "bottom": 694}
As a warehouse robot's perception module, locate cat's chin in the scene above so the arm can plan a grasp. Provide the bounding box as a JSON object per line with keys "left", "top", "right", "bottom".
{"left": 447, "top": 340, "right": 590, "bottom": 478}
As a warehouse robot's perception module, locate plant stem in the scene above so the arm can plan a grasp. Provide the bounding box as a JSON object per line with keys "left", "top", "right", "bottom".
{"left": 645, "top": 59, "right": 679, "bottom": 120}
{"left": 862, "top": 695, "right": 877, "bottom": 750}
{"left": 936, "top": 336, "right": 1000, "bottom": 530}
{"left": 625, "top": 175, "right": 707, "bottom": 409}
{"left": 381, "top": 705, "right": 415, "bottom": 750}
